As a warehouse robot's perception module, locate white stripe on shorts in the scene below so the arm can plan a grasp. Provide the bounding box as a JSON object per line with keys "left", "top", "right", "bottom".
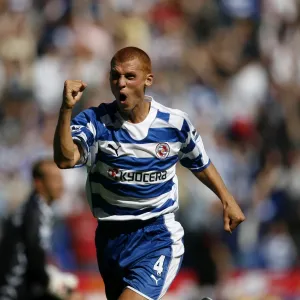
{"left": 159, "top": 214, "right": 184, "bottom": 299}
{"left": 126, "top": 286, "right": 153, "bottom": 300}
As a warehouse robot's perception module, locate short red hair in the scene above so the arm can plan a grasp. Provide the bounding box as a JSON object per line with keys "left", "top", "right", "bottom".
{"left": 111, "top": 47, "right": 152, "bottom": 74}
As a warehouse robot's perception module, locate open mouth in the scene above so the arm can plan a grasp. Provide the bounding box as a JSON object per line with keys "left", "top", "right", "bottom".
{"left": 119, "top": 93, "right": 127, "bottom": 103}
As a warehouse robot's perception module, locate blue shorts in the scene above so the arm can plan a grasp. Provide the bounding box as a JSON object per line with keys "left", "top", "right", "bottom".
{"left": 95, "top": 213, "right": 184, "bottom": 300}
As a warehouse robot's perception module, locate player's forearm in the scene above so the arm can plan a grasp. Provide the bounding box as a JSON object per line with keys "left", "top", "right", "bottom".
{"left": 53, "top": 107, "right": 77, "bottom": 168}
{"left": 193, "top": 163, "right": 235, "bottom": 206}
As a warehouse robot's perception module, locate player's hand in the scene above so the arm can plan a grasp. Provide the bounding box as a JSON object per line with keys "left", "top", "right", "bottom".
{"left": 223, "top": 198, "right": 245, "bottom": 233}
{"left": 63, "top": 80, "right": 87, "bottom": 109}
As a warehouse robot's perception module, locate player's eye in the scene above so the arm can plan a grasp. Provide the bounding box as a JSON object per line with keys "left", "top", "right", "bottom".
{"left": 111, "top": 72, "right": 120, "bottom": 80}
{"left": 126, "top": 74, "right": 135, "bottom": 80}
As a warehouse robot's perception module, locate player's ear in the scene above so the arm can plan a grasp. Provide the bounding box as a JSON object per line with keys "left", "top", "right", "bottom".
{"left": 145, "top": 73, "right": 153, "bottom": 87}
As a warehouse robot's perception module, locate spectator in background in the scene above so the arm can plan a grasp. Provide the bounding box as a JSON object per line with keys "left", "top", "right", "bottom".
{"left": 0, "top": 158, "right": 79, "bottom": 300}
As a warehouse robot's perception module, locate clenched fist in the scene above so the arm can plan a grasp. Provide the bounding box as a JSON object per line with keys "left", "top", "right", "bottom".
{"left": 223, "top": 199, "right": 245, "bottom": 233}
{"left": 62, "top": 80, "right": 87, "bottom": 109}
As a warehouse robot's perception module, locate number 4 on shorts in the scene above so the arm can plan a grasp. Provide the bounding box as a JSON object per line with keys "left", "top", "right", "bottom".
{"left": 153, "top": 255, "right": 165, "bottom": 276}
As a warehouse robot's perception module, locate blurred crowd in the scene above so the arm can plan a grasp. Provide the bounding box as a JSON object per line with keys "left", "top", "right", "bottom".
{"left": 1, "top": 0, "right": 300, "bottom": 292}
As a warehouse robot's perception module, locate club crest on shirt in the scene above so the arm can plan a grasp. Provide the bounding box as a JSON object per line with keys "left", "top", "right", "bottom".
{"left": 155, "top": 143, "right": 170, "bottom": 159}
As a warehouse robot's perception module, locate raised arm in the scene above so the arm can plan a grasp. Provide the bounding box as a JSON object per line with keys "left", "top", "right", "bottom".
{"left": 193, "top": 163, "right": 245, "bottom": 233}
{"left": 53, "top": 80, "right": 87, "bottom": 169}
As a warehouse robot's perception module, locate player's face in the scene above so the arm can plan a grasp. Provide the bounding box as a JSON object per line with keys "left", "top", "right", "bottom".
{"left": 41, "top": 163, "right": 64, "bottom": 202}
{"left": 110, "top": 58, "right": 153, "bottom": 112}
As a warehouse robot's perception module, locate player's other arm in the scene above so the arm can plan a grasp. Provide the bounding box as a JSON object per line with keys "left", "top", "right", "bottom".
{"left": 193, "top": 163, "right": 245, "bottom": 233}
{"left": 53, "top": 80, "right": 87, "bottom": 169}
{"left": 179, "top": 115, "right": 245, "bottom": 233}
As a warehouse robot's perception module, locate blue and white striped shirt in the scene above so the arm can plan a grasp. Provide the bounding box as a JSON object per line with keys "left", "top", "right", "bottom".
{"left": 71, "top": 96, "right": 210, "bottom": 221}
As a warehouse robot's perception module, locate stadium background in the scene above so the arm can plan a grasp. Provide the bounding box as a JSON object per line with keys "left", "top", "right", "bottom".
{"left": 1, "top": 0, "right": 300, "bottom": 299}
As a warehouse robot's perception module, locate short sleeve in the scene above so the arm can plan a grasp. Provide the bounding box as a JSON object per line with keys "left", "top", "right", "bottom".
{"left": 179, "top": 115, "right": 210, "bottom": 172}
{"left": 71, "top": 108, "right": 98, "bottom": 167}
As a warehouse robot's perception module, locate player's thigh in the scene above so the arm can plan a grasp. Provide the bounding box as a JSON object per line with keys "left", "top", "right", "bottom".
{"left": 118, "top": 288, "right": 148, "bottom": 300}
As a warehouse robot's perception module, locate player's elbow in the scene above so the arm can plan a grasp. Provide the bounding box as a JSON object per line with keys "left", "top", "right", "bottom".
{"left": 53, "top": 156, "right": 74, "bottom": 169}
{"left": 55, "top": 162, "right": 71, "bottom": 169}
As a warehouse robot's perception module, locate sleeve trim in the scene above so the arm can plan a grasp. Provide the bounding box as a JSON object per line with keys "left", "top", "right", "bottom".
{"left": 73, "top": 137, "right": 88, "bottom": 167}
{"left": 190, "top": 159, "right": 211, "bottom": 173}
